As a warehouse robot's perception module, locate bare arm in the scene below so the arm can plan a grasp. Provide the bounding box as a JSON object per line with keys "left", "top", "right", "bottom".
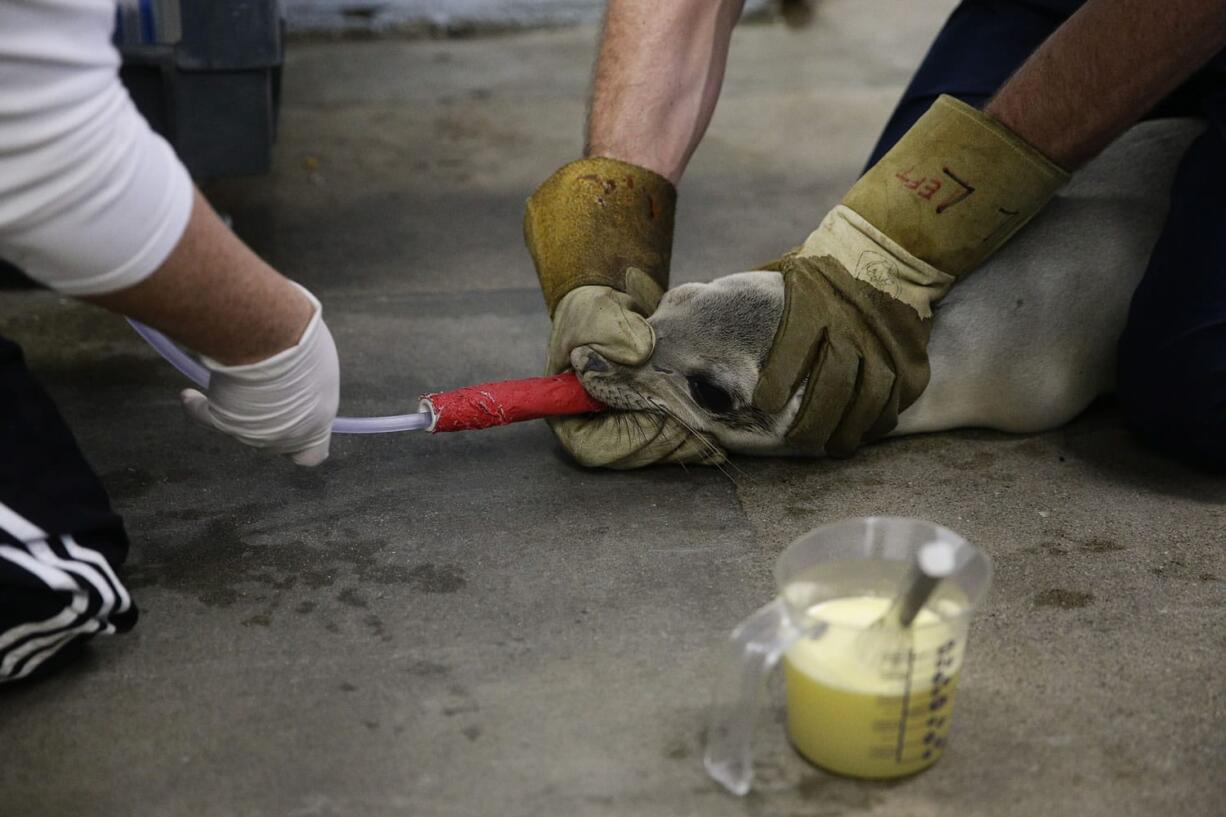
{"left": 586, "top": 0, "right": 745, "bottom": 184}
{"left": 987, "top": 0, "right": 1226, "bottom": 170}
{"left": 85, "top": 189, "right": 313, "bottom": 366}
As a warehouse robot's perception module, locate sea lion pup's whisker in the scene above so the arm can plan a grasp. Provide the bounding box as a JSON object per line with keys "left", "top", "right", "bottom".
{"left": 632, "top": 387, "right": 677, "bottom": 453}
{"left": 615, "top": 391, "right": 658, "bottom": 451}
{"left": 620, "top": 411, "right": 648, "bottom": 449}
{"left": 632, "top": 384, "right": 706, "bottom": 456}
{"left": 648, "top": 397, "right": 743, "bottom": 482}
{"left": 648, "top": 384, "right": 746, "bottom": 476}
{"left": 608, "top": 411, "right": 628, "bottom": 450}
{"left": 654, "top": 403, "right": 716, "bottom": 457}
{"left": 634, "top": 411, "right": 658, "bottom": 449}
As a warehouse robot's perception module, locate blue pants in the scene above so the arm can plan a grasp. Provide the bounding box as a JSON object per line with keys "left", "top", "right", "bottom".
{"left": 868, "top": 0, "right": 1226, "bottom": 470}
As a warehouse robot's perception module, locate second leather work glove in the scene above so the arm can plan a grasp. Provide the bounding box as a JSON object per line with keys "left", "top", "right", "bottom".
{"left": 758, "top": 95, "right": 1069, "bottom": 456}
{"left": 524, "top": 156, "right": 726, "bottom": 468}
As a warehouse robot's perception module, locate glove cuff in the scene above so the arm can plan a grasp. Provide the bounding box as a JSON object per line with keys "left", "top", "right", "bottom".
{"left": 198, "top": 282, "right": 323, "bottom": 380}
{"left": 799, "top": 205, "right": 954, "bottom": 318}
{"left": 524, "top": 156, "right": 675, "bottom": 316}
{"left": 840, "top": 94, "right": 1070, "bottom": 279}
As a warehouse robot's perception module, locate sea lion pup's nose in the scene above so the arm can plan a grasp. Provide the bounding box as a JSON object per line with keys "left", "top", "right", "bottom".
{"left": 571, "top": 346, "right": 609, "bottom": 374}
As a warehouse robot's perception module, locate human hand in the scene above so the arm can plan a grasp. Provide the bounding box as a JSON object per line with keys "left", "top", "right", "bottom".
{"left": 180, "top": 286, "right": 339, "bottom": 466}
{"left": 526, "top": 156, "right": 725, "bottom": 467}
{"left": 756, "top": 95, "right": 1068, "bottom": 455}
{"left": 545, "top": 280, "right": 726, "bottom": 468}
{"left": 754, "top": 253, "right": 930, "bottom": 457}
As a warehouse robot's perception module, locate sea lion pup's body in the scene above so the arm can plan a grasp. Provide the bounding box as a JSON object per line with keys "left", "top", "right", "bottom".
{"left": 573, "top": 118, "right": 1205, "bottom": 457}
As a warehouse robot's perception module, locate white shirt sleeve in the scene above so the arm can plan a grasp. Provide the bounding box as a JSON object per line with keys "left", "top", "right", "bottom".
{"left": 0, "top": 0, "right": 193, "bottom": 296}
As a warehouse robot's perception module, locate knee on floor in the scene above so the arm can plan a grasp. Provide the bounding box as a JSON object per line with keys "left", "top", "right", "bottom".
{"left": 0, "top": 531, "right": 137, "bottom": 683}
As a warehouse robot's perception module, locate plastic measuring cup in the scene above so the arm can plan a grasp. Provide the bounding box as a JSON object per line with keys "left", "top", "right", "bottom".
{"left": 704, "top": 517, "right": 992, "bottom": 794}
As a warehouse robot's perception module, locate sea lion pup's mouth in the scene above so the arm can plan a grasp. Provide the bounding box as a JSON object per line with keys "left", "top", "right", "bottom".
{"left": 570, "top": 346, "right": 669, "bottom": 414}
{"left": 570, "top": 331, "right": 782, "bottom": 449}
{"left": 572, "top": 345, "right": 731, "bottom": 466}
{"left": 578, "top": 379, "right": 645, "bottom": 413}
{"left": 570, "top": 344, "right": 726, "bottom": 441}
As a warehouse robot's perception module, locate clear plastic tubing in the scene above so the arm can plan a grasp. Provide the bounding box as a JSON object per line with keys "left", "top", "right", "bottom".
{"left": 128, "top": 319, "right": 432, "bottom": 434}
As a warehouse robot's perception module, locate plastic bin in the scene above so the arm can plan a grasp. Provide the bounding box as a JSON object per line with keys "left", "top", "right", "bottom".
{"left": 115, "top": 0, "right": 284, "bottom": 180}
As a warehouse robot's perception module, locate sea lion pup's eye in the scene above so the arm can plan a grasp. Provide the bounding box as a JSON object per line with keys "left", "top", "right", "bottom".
{"left": 687, "top": 375, "right": 734, "bottom": 414}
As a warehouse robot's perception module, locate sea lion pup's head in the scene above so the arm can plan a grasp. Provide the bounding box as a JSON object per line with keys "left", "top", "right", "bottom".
{"left": 571, "top": 271, "right": 798, "bottom": 456}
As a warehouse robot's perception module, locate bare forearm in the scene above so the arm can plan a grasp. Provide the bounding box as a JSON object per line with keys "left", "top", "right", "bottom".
{"left": 586, "top": 0, "right": 745, "bottom": 184}
{"left": 987, "top": 0, "right": 1226, "bottom": 170}
{"left": 85, "top": 189, "right": 312, "bottom": 366}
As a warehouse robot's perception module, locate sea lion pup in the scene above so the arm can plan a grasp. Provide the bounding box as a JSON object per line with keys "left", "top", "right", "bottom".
{"left": 571, "top": 118, "right": 1205, "bottom": 457}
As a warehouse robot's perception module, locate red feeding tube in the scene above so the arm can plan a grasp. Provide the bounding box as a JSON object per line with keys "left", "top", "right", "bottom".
{"left": 422, "top": 372, "right": 607, "bottom": 433}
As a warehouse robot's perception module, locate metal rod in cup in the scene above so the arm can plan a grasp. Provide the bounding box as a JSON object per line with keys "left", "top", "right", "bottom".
{"left": 890, "top": 540, "right": 960, "bottom": 628}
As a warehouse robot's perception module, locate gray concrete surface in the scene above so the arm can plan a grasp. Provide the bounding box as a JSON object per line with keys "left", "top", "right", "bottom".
{"left": 3, "top": 3, "right": 1225, "bottom": 815}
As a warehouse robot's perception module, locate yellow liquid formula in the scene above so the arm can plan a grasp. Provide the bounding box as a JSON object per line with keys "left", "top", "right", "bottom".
{"left": 783, "top": 595, "right": 965, "bottom": 779}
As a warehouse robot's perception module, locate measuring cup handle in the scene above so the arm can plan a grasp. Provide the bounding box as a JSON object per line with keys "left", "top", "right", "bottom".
{"left": 703, "top": 598, "right": 818, "bottom": 796}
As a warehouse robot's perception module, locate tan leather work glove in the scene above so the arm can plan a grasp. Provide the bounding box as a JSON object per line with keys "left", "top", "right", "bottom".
{"left": 525, "top": 156, "right": 726, "bottom": 468}
{"left": 756, "top": 95, "right": 1070, "bottom": 456}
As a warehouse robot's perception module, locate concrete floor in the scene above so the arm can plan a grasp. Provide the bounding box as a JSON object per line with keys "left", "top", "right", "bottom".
{"left": 3, "top": 3, "right": 1225, "bottom": 815}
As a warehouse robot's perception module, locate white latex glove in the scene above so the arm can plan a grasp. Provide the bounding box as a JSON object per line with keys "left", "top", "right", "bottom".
{"left": 180, "top": 288, "right": 339, "bottom": 466}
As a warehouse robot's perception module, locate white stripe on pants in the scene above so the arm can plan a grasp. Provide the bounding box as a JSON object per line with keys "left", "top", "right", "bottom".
{"left": 0, "top": 501, "right": 133, "bottom": 681}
